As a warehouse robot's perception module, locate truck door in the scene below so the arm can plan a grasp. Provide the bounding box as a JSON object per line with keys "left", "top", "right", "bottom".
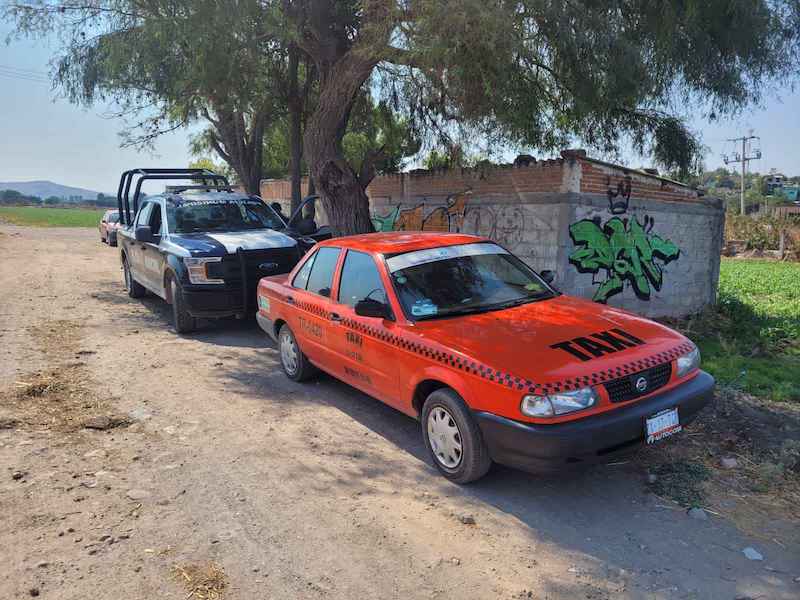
{"left": 331, "top": 250, "right": 401, "bottom": 407}
{"left": 284, "top": 246, "right": 342, "bottom": 369}
{"left": 129, "top": 202, "right": 153, "bottom": 287}
{"left": 140, "top": 201, "right": 167, "bottom": 297}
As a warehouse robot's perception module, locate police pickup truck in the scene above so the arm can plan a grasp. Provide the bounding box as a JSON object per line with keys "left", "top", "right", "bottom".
{"left": 116, "top": 168, "right": 308, "bottom": 333}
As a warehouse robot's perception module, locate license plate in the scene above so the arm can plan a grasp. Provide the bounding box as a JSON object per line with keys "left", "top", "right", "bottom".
{"left": 646, "top": 408, "right": 682, "bottom": 444}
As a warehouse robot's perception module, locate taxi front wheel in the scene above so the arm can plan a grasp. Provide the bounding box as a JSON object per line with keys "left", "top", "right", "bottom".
{"left": 422, "top": 389, "right": 492, "bottom": 484}
{"left": 278, "top": 324, "right": 317, "bottom": 382}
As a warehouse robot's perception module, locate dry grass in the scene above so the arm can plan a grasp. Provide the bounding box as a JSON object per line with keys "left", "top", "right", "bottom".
{"left": 0, "top": 319, "right": 120, "bottom": 432}
{"left": 172, "top": 562, "right": 228, "bottom": 600}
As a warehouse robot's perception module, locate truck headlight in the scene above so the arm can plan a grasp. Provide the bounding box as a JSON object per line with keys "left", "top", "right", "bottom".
{"left": 676, "top": 346, "right": 700, "bottom": 378}
{"left": 521, "top": 387, "right": 598, "bottom": 418}
{"left": 183, "top": 257, "right": 224, "bottom": 284}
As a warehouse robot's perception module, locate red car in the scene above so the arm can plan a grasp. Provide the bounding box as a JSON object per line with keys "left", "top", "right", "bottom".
{"left": 256, "top": 233, "right": 713, "bottom": 483}
{"left": 99, "top": 209, "right": 122, "bottom": 246}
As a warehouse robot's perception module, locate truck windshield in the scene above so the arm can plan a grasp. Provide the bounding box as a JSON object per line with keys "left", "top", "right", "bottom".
{"left": 386, "top": 242, "right": 555, "bottom": 320}
{"left": 166, "top": 199, "right": 285, "bottom": 233}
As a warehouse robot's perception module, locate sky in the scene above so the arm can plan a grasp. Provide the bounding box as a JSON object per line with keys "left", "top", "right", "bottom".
{"left": 1, "top": 23, "right": 799, "bottom": 194}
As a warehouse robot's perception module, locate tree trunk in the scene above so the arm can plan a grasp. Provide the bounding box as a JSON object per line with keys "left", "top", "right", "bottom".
{"left": 302, "top": 57, "right": 377, "bottom": 236}
{"left": 204, "top": 104, "right": 265, "bottom": 196}
{"left": 288, "top": 44, "right": 303, "bottom": 213}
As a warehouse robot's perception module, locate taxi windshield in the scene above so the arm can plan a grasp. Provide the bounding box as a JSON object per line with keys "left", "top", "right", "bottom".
{"left": 386, "top": 242, "right": 555, "bottom": 320}
{"left": 167, "top": 199, "right": 285, "bottom": 233}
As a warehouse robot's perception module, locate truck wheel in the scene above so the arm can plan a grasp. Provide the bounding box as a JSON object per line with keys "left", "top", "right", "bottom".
{"left": 123, "top": 257, "right": 146, "bottom": 298}
{"left": 169, "top": 275, "right": 197, "bottom": 334}
{"left": 421, "top": 389, "right": 492, "bottom": 484}
{"left": 278, "top": 324, "right": 316, "bottom": 382}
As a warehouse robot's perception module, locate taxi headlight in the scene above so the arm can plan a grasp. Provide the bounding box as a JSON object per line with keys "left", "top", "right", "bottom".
{"left": 521, "top": 387, "right": 598, "bottom": 418}
{"left": 676, "top": 346, "right": 701, "bottom": 378}
{"left": 183, "top": 257, "right": 224, "bottom": 284}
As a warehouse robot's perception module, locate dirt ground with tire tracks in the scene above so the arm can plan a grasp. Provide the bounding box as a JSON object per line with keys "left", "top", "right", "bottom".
{"left": 1, "top": 224, "right": 798, "bottom": 600}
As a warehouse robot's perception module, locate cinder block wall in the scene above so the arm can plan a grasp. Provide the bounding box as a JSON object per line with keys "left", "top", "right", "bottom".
{"left": 260, "top": 151, "right": 725, "bottom": 318}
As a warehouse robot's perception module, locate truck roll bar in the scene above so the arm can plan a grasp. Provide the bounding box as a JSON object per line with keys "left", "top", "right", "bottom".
{"left": 116, "top": 168, "right": 230, "bottom": 225}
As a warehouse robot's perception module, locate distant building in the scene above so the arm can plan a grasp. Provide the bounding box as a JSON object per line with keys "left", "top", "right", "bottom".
{"left": 782, "top": 185, "right": 800, "bottom": 203}
{"left": 763, "top": 170, "right": 786, "bottom": 195}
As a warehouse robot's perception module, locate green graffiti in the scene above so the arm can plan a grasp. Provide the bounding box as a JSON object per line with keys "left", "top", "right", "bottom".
{"left": 371, "top": 206, "right": 401, "bottom": 232}
{"left": 569, "top": 216, "right": 680, "bottom": 303}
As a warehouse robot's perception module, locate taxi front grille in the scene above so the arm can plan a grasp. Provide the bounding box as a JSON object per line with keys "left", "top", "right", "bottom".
{"left": 604, "top": 362, "right": 672, "bottom": 403}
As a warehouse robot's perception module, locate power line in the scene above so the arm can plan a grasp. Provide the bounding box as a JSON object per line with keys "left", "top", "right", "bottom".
{"left": 0, "top": 63, "right": 48, "bottom": 76}
{"left": 723, "top": 134, "right": 761, "bottom": 215}
{"left": 0, "top": 71, "right": 51, "bottom": 84}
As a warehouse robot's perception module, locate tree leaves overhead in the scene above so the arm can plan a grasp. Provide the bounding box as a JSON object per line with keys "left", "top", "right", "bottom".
{"left": 380, "top": 0, "right": 799, "bottom": 172}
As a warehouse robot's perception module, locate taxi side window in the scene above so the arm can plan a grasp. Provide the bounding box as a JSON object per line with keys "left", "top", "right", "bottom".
{"left": 338, "top": 250, "right": 387, "bottom": 308}
{"left": 292, "top": 251, "right": 316, "bottom": 290}
{"left": 293, "top": 247, "right": 340, "bottom": 297}
{"left": 305, "top": 247, "right": 340, "bottom": 297}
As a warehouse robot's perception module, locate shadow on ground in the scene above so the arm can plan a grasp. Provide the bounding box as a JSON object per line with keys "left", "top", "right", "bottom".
{"left": 214, "top": 322, "right": 800, "bottom": 598}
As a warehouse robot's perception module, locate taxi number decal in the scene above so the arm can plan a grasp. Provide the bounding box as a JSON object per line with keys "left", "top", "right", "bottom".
{"left": 344, "top": 348, "right": 363, "bottom": 362}
{"left": 298, "top": 316, "right": 323, "bottom": 339}
{"left": 345, "top": 331, "right": 363, "bottom": 347}
{"left": 344, "top": 366, "right": 371, "bottom": 384}
{"left": 550, "top": 328, "right": 645, "bottom": 362}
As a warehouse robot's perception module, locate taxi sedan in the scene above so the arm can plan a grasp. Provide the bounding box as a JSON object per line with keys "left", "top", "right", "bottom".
{"left": 256, "top": 233, "right": 714, "bottom": 483}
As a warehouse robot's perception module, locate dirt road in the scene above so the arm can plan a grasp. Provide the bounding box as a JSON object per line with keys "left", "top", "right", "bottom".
{"left": 1, "top": 225, "right": 798, "bottom": 600}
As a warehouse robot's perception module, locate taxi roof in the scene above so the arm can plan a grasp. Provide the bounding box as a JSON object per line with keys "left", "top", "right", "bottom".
{"left": 317, "top": 232, "right": 488, "bottom": 255}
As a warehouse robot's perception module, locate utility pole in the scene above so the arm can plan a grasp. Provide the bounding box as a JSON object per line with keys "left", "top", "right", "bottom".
{"left": 723, "top": 134, "right": 761, "bottom": 215}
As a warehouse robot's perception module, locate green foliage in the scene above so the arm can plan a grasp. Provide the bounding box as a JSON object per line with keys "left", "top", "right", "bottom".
{"left": 681, "top": 259, "right": 800, "bottom": 402}
{"left": 383, "top": 0, "right": 800, "bottom": 173}
{"left": 343, "top": 99, "right": 421, "bottom": 176}
{"left": 0, "top": 206, "right": 104, "bottom": 227}
{"left": 0, "top": 189, "right": 42, "bottom": 205}
{"left": 188, "top": 157, "right": 233, "bottom": 180}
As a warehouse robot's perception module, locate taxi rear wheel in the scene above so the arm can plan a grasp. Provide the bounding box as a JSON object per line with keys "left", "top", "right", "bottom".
{"left": 421, "top": 389, "right": 491, "bottom": 484}
{"left": 278, "top": 324, "right": 316, "bottom": 382}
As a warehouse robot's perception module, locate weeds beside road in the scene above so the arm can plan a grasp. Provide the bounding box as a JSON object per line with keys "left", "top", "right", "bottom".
{"left": 0, "top": 205, "right": 105, "bottom": 228}
{"left": 670, "top": 258, "right": 800, "bottom": 403}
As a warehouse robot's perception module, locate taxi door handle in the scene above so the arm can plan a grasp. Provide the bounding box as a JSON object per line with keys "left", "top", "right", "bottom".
{"left": 330, "top": 312, "right": 342, "bottom": 322}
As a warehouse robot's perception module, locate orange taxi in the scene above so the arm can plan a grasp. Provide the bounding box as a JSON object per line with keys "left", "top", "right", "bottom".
{"left": 256, "top": 233, "right": 714, "bottom": 483}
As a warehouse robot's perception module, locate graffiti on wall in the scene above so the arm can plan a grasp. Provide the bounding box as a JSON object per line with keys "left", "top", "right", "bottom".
{"left": 371, "top": 191, "right": 527, "bottom": 253}
{"left": 569, "top": 214, "right": 680, "bottom": 303}
{"left": 372, "top": 191, "right": 469, "bottom": 233}
{"left": 607, "top": 175, "right": 632, "bottom": 214}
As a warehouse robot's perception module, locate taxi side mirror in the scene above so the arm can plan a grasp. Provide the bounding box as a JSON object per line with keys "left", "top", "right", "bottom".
{"left": 355, "top": 298, "right": 389, "bottom": 319}
{"left": 540, "top": 270, "right": 555, "bottom": 284}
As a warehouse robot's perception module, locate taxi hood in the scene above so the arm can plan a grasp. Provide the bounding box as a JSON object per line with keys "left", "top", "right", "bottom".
{"left": 410, "top": 295, "right": 692, "bottom": 386}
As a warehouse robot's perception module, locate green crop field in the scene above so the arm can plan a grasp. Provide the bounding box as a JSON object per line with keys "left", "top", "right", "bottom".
{"left": 680, "top": 258, "right": 800, "bottom": 403}
{"left": 0, "top": 206, "right": 105, "bottom": 228}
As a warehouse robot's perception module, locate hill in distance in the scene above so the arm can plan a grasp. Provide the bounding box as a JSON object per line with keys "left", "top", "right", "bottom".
{"left": 0, "top": 180, "right": 106, "bottom": 201}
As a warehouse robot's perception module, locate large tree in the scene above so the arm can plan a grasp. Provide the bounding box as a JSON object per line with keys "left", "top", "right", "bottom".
{"left": 7, "top": 0, "right": 800, "bottom": 234}
{"left": 283, "top": 0, "right": 799, "bottom": 234}
{"left": 7, "top": 0, "right": 283, "bottom": 194}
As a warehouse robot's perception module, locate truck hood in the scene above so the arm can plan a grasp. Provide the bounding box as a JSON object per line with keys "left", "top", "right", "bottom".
{"left": 169, "top": 229, "right": 297, "bottom": 256}
{"left": 410, "top": 294, "right": 692, "bottom": 390}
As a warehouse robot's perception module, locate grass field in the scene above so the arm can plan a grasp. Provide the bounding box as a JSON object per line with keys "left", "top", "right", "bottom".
{"left": 677, "top": 258, "right": 800, "bottom": 402}
{"left": 0, "top": 206, "right": 105, "bottom": 228}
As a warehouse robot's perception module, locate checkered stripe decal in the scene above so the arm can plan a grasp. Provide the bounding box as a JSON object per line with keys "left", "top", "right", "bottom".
{"left": 290, "top": 298, "right": 694, "bottom": 395}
